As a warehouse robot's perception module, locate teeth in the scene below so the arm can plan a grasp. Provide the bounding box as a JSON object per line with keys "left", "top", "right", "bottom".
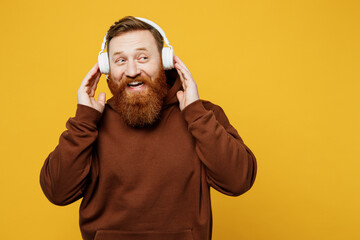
{"left": 128, "top": 81, "right": 144, "bottom": 87}
{"left": 128, "top": 81, "right": 143, "bottom": 86}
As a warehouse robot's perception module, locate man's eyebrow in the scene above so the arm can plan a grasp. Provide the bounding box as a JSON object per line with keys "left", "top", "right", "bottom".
{"left": 135, "top": 47, "right": 148, "bottom": 52}
{"left": 112, "top": 48, "right": 149, "bottom": 57}
{"left": 112, "top": 51, "right": 123, "bottom": 57}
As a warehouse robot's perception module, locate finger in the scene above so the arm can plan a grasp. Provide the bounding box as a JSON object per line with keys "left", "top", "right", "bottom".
{"left": 175, "top": 65, "right": 186, "bottom": 90}
{"left": 97, "top": 92, "right": 106, "bottom": 105}
{"left": 85, "top": 72, "right": 98, "bottom": 91}
{"left": 174, "top": 55, "right": 187, "bottom": 70}
{"left": 175, "top": 62, "right": 192, "bottom": 84}
{"left": 85, "top": 70, "right": 101, "bottom": 96}
{"left": 80, "top": 63, "right": 100, "bottom": 89}
{"left": 174, "top": 55, "right": 190, "bottom": 73}
{"left": 82, "top": 64, "right": 98, "bottom": 87}
{"left": 175, "top": 64, "right": 186, "bottom": 81}
{"left": 86, "top": 69, "right": 101, "bottom": 89}
{"left": 90, "top": 71, "right": 101, "bottom": 90}
{"left": 176, "top": 90, "right": 184, "bottom": 102}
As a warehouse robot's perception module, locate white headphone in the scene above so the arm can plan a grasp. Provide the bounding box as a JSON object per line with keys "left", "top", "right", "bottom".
{"left": 98, "top": 17, "right": 174, "bottom": 75}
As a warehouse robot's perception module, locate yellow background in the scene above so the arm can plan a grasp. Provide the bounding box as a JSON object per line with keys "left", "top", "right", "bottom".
{"left": 1, "top": 0, "right": 359, "bottom": 239}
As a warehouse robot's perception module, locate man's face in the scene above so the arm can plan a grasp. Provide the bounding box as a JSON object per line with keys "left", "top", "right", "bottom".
{"left": 107, "top": 30, "right": 168, "bottom": 127}
{"left": 108, "top": 30, "right": 162, "bottom": 91}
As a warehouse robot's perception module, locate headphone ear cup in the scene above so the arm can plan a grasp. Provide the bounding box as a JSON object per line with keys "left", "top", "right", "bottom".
{"left": 162, "top": 47, "right": 174, "bottom": 70}
{"left": 98, "top": 52, "right": 109, "bottom": 74}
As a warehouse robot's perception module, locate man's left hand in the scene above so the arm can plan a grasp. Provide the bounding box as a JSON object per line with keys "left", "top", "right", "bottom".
{"left": 174, "top": 55, "right": 200, "bottom": 111}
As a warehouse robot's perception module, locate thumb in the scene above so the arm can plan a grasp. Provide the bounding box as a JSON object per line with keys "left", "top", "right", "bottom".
{"left": 176, "top": 90, "right": 184, "bottom": 102}
{"left": 97, "top": 92, "right": 106, "bottom": 105}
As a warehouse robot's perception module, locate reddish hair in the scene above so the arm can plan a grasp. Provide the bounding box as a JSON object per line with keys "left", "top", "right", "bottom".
{"left": 106, "top": 16, "right": 164, "bottom": 54}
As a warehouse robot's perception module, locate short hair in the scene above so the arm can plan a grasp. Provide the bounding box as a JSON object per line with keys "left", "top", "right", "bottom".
{"left": 105, "top": 16, "right": 164, "bottom": 55}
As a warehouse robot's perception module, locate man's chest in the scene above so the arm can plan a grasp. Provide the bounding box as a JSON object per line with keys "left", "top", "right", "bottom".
{"left": 95, "top": 109, "right": 199, "bottom": 189}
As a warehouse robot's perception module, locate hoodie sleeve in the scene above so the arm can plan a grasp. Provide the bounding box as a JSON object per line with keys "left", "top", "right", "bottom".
{"left": 181, "top": 100, "right": 257, "bottom": 196}
{"left": 40, "top": 104, "right": 102, "bottom": 206}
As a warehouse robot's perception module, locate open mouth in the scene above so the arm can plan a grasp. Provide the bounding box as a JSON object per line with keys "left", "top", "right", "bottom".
{"left": 127, "top": 81, "right": 145, "bottom": 89}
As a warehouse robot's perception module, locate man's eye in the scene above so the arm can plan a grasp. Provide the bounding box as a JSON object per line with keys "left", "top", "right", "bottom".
{"left": 116, "top": 59, "right": 125, "bottom": 63}
{"left": 139, "top": 56, "right": 148, "bottom": 61}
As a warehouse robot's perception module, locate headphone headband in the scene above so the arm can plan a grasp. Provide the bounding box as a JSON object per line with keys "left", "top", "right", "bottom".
{"left": 135, "top": 17, "right": 171, "bottom": 47}
{"left": 99, "top": 17, "right": 172, "bottom": 53}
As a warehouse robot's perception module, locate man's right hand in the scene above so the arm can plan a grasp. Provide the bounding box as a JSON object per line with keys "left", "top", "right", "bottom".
{"left": 77, "top": 63, "right": 106, "bottom": 113}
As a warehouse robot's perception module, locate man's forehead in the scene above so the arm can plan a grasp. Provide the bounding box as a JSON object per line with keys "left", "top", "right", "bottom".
{"left": 109, "top": 30, "right": 157, "bottom": 54}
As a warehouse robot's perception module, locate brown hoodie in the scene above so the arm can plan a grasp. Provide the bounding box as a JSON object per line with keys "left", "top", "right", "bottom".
{"left": 40, "top": 72, "right": 257, "bottom": 240}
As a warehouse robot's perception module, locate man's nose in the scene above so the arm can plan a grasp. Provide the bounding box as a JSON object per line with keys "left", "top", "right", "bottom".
{"left": 125, "top": 60, "right": 140, "bottom": 78}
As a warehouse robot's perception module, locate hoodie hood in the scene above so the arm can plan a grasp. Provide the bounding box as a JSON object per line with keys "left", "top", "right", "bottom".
{"left": 162, "top": 69, "right": 182, "bottom": 109}
{"left": 106, "top": 69, "right": 182, "bottom": 112}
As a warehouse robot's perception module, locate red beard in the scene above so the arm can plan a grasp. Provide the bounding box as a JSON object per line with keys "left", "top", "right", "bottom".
{"left": 108, "top": 67, "right": 169, "bottom": 128}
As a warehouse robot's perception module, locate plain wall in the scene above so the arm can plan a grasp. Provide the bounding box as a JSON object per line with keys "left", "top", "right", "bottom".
{"left": 0, "top": 0, "right": 359, "bottom": 239}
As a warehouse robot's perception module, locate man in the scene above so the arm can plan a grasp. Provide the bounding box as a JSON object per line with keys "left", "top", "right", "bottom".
{"left": 40, "top": 16, "right": 257, "bottom": 240}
